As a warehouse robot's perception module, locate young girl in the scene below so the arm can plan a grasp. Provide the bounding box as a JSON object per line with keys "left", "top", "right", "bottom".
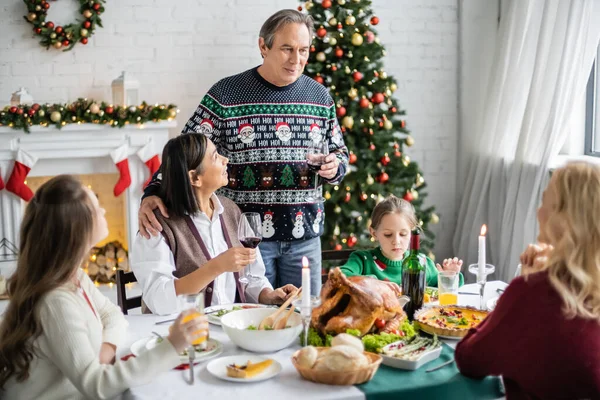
{"left": 340, "top": 195, "right": 464, "bottom": 289}
{"left": 0, "top": 175, "right": 206, "bottom": 400}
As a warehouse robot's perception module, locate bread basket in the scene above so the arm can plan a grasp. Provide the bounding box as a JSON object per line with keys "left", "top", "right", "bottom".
{"left": 291, "top": 347, "right": 382, "bottom": 385}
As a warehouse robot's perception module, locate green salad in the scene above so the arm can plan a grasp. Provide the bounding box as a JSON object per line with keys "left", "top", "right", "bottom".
{"left": 214, "top": 306, "right": 243, "bottom": 318}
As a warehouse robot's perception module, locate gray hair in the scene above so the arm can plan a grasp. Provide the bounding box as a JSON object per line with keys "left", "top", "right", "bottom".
{"left": 259, "top": 9, "right": 314, "bottom": 49}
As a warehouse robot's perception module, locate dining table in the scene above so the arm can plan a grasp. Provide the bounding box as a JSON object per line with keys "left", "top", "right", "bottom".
{"left": 116, "top": 281, "right": 508, "bottom": 400}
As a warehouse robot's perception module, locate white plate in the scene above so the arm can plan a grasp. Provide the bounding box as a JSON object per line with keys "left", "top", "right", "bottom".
{"left": 205, "top": 303, "right": 272, "bottom": 326}
{"left": 487, "top": 297, "right": 499, "bottom": 311}
{"left": 206, "top": 355, "right": 282, "bottom": 383}
{"left": 131, "top": 337, "right": 223, "bottom": 364}
{"left": 380, "top": 339, "right": 442, "bottom": 370}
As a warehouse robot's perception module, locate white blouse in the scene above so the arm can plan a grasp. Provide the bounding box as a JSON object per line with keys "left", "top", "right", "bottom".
{"left": 130, "top": 194, "right": 272, "bottom": 315}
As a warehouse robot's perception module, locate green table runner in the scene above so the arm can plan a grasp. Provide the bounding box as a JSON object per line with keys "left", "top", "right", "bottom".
{"left": 357, "top": 343, "right": 502, "bottom": 400}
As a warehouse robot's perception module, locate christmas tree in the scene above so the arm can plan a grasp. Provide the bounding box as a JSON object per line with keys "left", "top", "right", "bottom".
{"left": 281, "top": 165, "right": 295, "bottom": 187}
{"left": 243, "top": 167, "right": 256, "bottom": 187}
{"left": 299, "top": 0, "right": 439, "bottom": 255}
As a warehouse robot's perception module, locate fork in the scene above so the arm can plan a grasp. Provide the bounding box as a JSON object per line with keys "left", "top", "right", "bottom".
{"left": 188, "top": 345, "right": 195, "bottom": 385}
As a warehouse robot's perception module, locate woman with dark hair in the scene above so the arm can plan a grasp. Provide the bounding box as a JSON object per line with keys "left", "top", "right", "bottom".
{"left": 0, "top": 175, "right": 206, "bottom": 399}
{"left": 131, "top": 134, "right": 296, "bottom": 315}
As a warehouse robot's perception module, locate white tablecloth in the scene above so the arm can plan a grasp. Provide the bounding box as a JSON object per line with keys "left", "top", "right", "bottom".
{"left": 117, "top": 281, "right": 508, "bottom": 399}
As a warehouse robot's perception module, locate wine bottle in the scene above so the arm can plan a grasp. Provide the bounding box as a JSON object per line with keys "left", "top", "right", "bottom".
{"left": 401, "top": 229, "right": 426, "bottom": 320}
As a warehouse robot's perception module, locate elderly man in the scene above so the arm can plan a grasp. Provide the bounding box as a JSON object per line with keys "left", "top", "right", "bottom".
{"left": 138, "top": 9, "right": 349, "bottom": 296}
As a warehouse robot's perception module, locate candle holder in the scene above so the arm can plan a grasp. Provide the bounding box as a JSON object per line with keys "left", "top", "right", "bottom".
{"left": 293, "top": 296, "right": 321, "bottom": 347}
{"left": 468, "top": 263, "right": 495, "bottom": 309}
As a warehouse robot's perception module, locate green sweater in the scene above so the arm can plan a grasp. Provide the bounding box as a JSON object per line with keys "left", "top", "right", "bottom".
{"left": 339, "top": 247, "right": 464, "bottom": 287}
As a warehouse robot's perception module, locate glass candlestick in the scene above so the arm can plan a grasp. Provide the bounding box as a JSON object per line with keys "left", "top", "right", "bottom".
{"left": 293, "top": 296, "right": 321, "bottom": 347}
{"left": 468, "top": 263, "right": 495, "bottom": 309}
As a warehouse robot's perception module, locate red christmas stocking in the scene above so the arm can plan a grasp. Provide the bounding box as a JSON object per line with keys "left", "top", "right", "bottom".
{"left": 110, "top": 144, "right": 131, "bottom": 197}
{"left": 6, "top": 149, "right": 38, "bottom": 201}
{"left": 136, "top": 140, "right": 160, "bottom": 189}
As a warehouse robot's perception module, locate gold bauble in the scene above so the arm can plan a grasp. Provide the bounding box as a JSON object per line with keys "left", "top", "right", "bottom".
{"left": 35, "top": 5, "right": 41, "bottom": 11}
{"left": 27, "top": 12, "right": 37, "bottom": 21}
{"left": 316, "top": 52, "right": 326, "bottom": 62}
{"left": 347, "top": 51, "right": 353, "bottom": 58}
{"left": 38, "top": 110, "right": 45, "bottom": 117}
{"left": 169, "top": 109, "right": 177, "bottom": 118}
{"left": 348, "top": 88, "right": 358, "bottom": 100}
{"left": 342, "top": 116, "right": 354, "bottom": 129}
{"left": 98, "top": 110, "right": 105, "bottom": 117}
{"left": 345, "top": 15, "right": 356, "bottom": 26}
{"left": 367, "top": 117, "right": 375, "bottom": 125}
{"left": 380, "top": 71, "right": 388, "bottom": 79}
{"left": 366, "top": 174, "right": 374, "bottom": 185}
{"left": 53, "top": 41, "right": 62, "bottom": 49}
{"left": 325, "top": 191, "right": 332, "bottom": 200}
{"left": 405, "top": 135, "right": 414, "bottom": 147}
{"left": 329, "top": 37, "right": 337, "bottom": 46}
{"left": 375, "top": 37, "right": 380, "bottom": 44}
{"left": 334, "top": 206, "right": 342, "bottom": 214}
{"left": 411, "top": 189, "right": 419, "bottom": 200}
{"left": 383, "top": 120, "right": 393, "bottom": 130}
{"left": 344, "top": 65, "right": 351, "bottom": 74}
{"left": 305, "top": 1, "right": 314, "bottom": 10}
{"left": 50, "top": 32, "right": 57, "bottom": 39}
{"left": 83, "top": 10, "right": 93, "bottom": 18}
{"left": 402, "top": 156, "right": 410, "bottom": 167}
{"left": 416, "top": 173, "right": 425, "bottom": 187}
{"left": 89, "top": 103, "right": 100, "bottom": 114}
{"left": 80, "top": 29, "right": 89, "bottom": 37}
{"left": 386, "top": 89, "right": 392, "bottom": 97}
{"left": 333, "top": 224, "right": 340, "bottom": 235}
{"left": 351, "top": 32, "right": 363, "bottom": 46}
{"left": 329, "top": 18, "right": 338, "bottom": 27}
{"left": 352, "top": 0, "right": 360, "bottom": 2}
{"left": 430, "top": 213, "right": 439, "bottom": 224}
{"left": 390, "top": 83, "right": 398, "bottom": 92}
{"left": 337, "top": 0, "right": 346, "bottom": 4}
{"left": 50, "top": 111, "right": 62, "bottom": 122}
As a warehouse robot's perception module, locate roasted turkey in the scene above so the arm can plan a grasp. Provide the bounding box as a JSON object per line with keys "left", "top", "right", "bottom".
{"left": 311, "top": 267, "right": 408, "bottom": 336}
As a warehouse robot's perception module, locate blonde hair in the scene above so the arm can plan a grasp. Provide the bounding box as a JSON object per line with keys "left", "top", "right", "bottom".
{"left": 543, "top": 162, "right": 600, "bottom": 322}
{"left": 370, "top": 195, "right": 417, "bottom": 230}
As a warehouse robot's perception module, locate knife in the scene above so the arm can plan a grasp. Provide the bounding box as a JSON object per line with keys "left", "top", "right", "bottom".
{"left": 188, "top": 345, "right": 195, "bottom": 385}
{"left": 426, "top": 358, "right": 454, "bottom": 373}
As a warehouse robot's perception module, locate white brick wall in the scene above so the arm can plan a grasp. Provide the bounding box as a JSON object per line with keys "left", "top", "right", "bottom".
{"left": 0, "top": 0, "right": 459, "bottom": 259}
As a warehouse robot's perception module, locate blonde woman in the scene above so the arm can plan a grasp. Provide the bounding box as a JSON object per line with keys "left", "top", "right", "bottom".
{"left": 0, "top": 175, "right": 207, "bottom": 400}
{"left": 456, "top": 162, "right": 600, "bottom": 399}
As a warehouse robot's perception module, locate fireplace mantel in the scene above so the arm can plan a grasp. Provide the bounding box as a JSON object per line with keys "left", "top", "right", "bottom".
{"left": 0, "top": 121, "right": 175, "bottom": 274}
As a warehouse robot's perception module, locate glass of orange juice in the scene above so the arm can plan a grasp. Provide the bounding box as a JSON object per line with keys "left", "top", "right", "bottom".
{"left": 176, "top": 293, "right": 207, "bottom": 350}
{"left": 438, "top": 271, "right": 459, "bottom": 305}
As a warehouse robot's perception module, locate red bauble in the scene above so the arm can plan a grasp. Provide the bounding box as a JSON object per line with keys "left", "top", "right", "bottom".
{"left": 390, "top": 107, "right": 397, "bottom": 113}
{"left": 43, "top": 2, "right": 49, "bottom": 9}
{"left": 335, "top": 244, "right": 343, "bottom": 251}
{"left": 16, "top": 108, "right": 24, "bottom": 115}
{"left": 372, "top": 93, "right": 385, "bottom": 104}
{"left": 46, "top": 21, "right": 54, "bottom": 29}
{"left": 369, "top": 143, "right": 376, "bottom": 151}
{"left": 352, "top": 71, "right": 363, "bottom": 82}
{"left": 360, "top": 193, "right": 368, "bottom": 201}
{"left": 335, "top": 48, "right": 344, "bottom": 58}
{"left": 403, "top": 191, "right": 414, "bottom": 202}
{"left": 359, "top": 98, "right": 370, "bottom": 108}
{"left": 55, "top": 26, "right": 63, "bottom": 34}
{"left": 322, "top": 0, "right": 332, "bottom": 8}
{"left": 344, "top": 192, "right": 351, "bottom": 203}
{"left": 297, "top": 5, "right": 303, "bottom": 11}
{"left": 336, "top": 106, "right": 346, "bottom": 118}
{"left": 32, "top": 103, "right": 40, "bottom": 111}
{"left": 93, "top": 3, "right": 101, "bottom": 10}
{"left": 349, "top": 152, "right": 357, "bottom": 164}
{"left": 105, "top": 106, "right": 114, "bottom": 114}
{"left": 62, "top": 39, "right": 70, "bottom": 46}
{"left": 371, "top": 16, "right": 380, "bottom": 25}
{"left": 331, "top": 65, "right": 337, "bottom": 71}
{"left": 347, "top": 236, "right": 358, "bottom": 247}
{"left": 34, "top": 27, "right": 41, "bottom": 34}
{"left": 9, "top": 106, "right": 17, "bottom": 114}
{"left": 83, "top": 21, "right": 91, "bottom": 29}
{"left": 400, "top": 120, "right": 406, "bottom": 128}
{"left": 310, "top": 45, "right": 315, "bottom": 52}
{"left": 378, "top": 172, "right": 389, "bottom": 183}
{"left": 28, "top": 109, "right": 36, "bottom": 116}
{"left": 316, "top": 27, "right": 327, "bottom": 38}
{"left": 81, "top": 37, "right": 88, "bottom": 44}
{"left": 337, "top": 23, "right": 343, "bottom": 29}
{"left": 380, "top": 154, "right": 391, "bottom": 166}
{"left": 395, "top": 150, "right": 402, "bottom": 157}
{"left": 314, "top": 75, "right": 324, "bottom": 84}
{"left": 393, "top": 142, "right": 399, "bottom": 149}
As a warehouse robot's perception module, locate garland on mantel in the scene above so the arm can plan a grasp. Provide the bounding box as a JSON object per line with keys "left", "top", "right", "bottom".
{"left": 0, "top": 98, "right": 179, "bottom": 133}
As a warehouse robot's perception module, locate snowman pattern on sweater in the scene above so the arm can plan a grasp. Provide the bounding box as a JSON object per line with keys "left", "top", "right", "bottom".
{"left": 263, "top": 211, "right": 275, "bottom": 238}
{"left": 312, "top": 208, "right": 323, "bottom": 234}
{"left": 292, "top": 211, "right": 305, "bottom": 239}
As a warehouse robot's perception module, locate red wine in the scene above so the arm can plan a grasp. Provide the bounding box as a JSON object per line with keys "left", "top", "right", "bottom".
{"left": 307, "top": 154, "right": 326, "bottom": 173}
{"left": 240, "top": 237, "right": 261, "bottom": 249}
{"left": 401, "top": 229, "right": 427, "bottom": 320}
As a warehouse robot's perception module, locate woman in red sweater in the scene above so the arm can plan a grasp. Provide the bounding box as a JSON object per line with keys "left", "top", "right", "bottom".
{"left": 455, "top": 162, "right": 600, "bottom": 399}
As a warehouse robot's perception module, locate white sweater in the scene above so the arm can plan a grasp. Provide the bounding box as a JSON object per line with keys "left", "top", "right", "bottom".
{"left": 2, "top": 269, "right": 181, "bottom": 400}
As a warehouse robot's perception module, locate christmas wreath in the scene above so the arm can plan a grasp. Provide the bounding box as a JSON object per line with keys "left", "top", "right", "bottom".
{"left": 23, "top": 0, "right": 105, "bottom": 51}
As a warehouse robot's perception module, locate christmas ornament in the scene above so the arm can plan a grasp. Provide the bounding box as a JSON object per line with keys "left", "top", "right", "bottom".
{"left": 366, "top": 31, "right": 375, "bottom": 43}
{"left": 352, "top": 71, "right": 363, "bottom": 82}
{"left": 360, "top": 192, "right": 368, "bottom": 201}
{"left": 89, "top": 103, "right": 100, "bottom": 114}
{"left": 136, "top": 140, "right": 160, "bottom": 189}
{"left": 336, "top": 106, "right": 346, "bottom": 118}
{"left": 316, "top": 27, "right": 327, "bottom": 38}
{"left": 342, "top": 115, "right": 354, "bottom": 129}
{"left": 329, "top": 37, "right": 337, "bottom": 46}
{"left": 325, "top": 191, "right": 331, "bottom": 200}
{"left": 369, "top": 143, "right": 376, "bottom": 150}
{"left": 105, "top": 105, "right": 114, "bottom": 114}
{"left": 348, "top": 88, "right": 358, "bottom": 99}
{"left": 334, "top": 206, "right": 342, "bottom": 214}
{"left": 380, "top": 153, "right": 390, "bottom": 166}
{"left": 346, "top": 15, "right": 356, "bottom": 26}
{"left": 316, "top": 52, "right": 326, "bottom": 62}
{"left": 403, "top": 191, "right": 414, "bottom": 202}
{"left": 347, "top": 235, "right": 358, "bottom": 247}
{"left": 402, "top": 156, "right": 410, "bottom": 167}
{"left": 359, "top": 97, "right": 370, "bottom": 108}
{"left": 368, "top": 116, "right": 375, "bottom": 125}
{"left": 411, "top": 189, "right": 419, "bottom": 200}
{"left": 380, "top": 71, "right": 388, "bottom": 79}
{"left": 22, "top": 0, "right": 106, "bottom": 51}
{"left": 329, "top": 17, "right": 338, "bottom": 27}
{"left": 405, "top": 135, "right": 414, "bottom": 146}
{"left": 5, "top": 149, "right": 38, "bottom": 201}
{"left": 349, "top": 152, "right": 357, "bottom": 164}
{"left": 50, "top": 111, "right": 62, "bottom": 122}
{"left": 370, "top": 16, "right": 380, "bottom": 25}
{"left": 344, "top": 192, "right": 351, "bottom": 202}
{"left": 335, "top": 244, "right": 343, "bottom": 251}
{"left": 366, "top": 174, "right": 374, "bottom": 185}
{"left": 337, "top": 23, "right": 343, "bottom": 29}
{"left": 383, "top": 120, "right": 393, "bottom": 130}
{"left": 378, "top": 172, "right": 389, "bottom": 183}
{"left": 430, "top": 213, "right": 439, "bottom": 224}
{"left": 390, "top": 83, "right": 398, "bottom": 92}
{"left": 110, "top": 144, "right": 132, "bottom": 197}
{"left": 351, "top": 32, "right": 363, "bottom": 46}
{"left": 333, "top": 225, "right": 340, "bottom": 236}
{"left": 305, "top": 1, "right": 314, "bottom": 10}
{"left": 416, "top": 174, "right": 425, "bottom": 187}
{"left": 314, "top": 75, "right": 324, "bottom": 84}
{"left": 335, "top": 48, "right": 344, "bottom": 58}
{"left": 372, "top": 93, "right": 384, "bottom": 104}
{"left": 322, "top": 0, "right": 332, "bottom": 8}
{"left": 337, "top": 0, "right": 346, "bottom": 4}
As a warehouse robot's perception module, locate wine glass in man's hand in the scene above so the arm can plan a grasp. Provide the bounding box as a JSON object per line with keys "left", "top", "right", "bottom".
{"left": 306, "top": 140, "right": 329, "bottom": 202}
{"left": 237, "top": 212, "right": 263, "bottom": 284}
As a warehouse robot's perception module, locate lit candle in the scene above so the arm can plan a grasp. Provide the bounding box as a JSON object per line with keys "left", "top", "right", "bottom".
{"left": 478, "top": 225, "right": 487, "bottom": 280}
{"left": 301, "top": 256, "right": 310, "bottom": 310}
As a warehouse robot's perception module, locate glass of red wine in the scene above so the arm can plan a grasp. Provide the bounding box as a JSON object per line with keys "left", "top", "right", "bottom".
{"left": 305, "top": 140, "right": 329, "bottom": 202}
{"left": 237, "top": 212, "right": 263, "bottom": 284}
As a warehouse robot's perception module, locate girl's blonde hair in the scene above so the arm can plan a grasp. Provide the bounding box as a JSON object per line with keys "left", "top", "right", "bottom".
{"left": 543, "top": 162, "right": 600, "bottom": 322}
{"left": 0, "top": 175, "right": 95, "bottom": 388}
{"left": 370, "top": 194, "right": 417, "bottom": 230}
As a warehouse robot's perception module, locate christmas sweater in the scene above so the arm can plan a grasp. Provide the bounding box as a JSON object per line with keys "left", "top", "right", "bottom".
{"left": 145, "top": 67, "right": 349, "bottom": 242}
{"left": 339, "top": 247, "right": 464, "bottom": 287}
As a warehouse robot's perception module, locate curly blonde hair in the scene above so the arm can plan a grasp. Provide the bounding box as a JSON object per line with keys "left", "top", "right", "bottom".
{"left": 543, "top": 162, "right": 600, "bottom": 322}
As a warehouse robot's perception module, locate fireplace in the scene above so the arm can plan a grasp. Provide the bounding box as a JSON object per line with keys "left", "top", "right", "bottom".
{"left": 0, "top": 121, "right": 174, "bottom": 278}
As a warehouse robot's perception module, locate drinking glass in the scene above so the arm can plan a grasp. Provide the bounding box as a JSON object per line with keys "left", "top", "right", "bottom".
{"left": 237, "top": 212, "right": 263, "bottom": 284}
{"left": 468, "top": 263, "right": 495, "bottom": 310}
{"left": 305, "top": 141, "right": 329, "bottom": 202}
{"left": 176, "top": 293, "right": 207, "bottom": 349}
{"left": 437, "top": 271, "right": 459, "bottom": 305}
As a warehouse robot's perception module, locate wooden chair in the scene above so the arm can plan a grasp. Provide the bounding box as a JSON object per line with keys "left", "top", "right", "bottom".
{"left": 116, "top": 270, "right": 142, "bottom": 315}
{"left": 321, "top": 249, "right": 354, "bottom": 284}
